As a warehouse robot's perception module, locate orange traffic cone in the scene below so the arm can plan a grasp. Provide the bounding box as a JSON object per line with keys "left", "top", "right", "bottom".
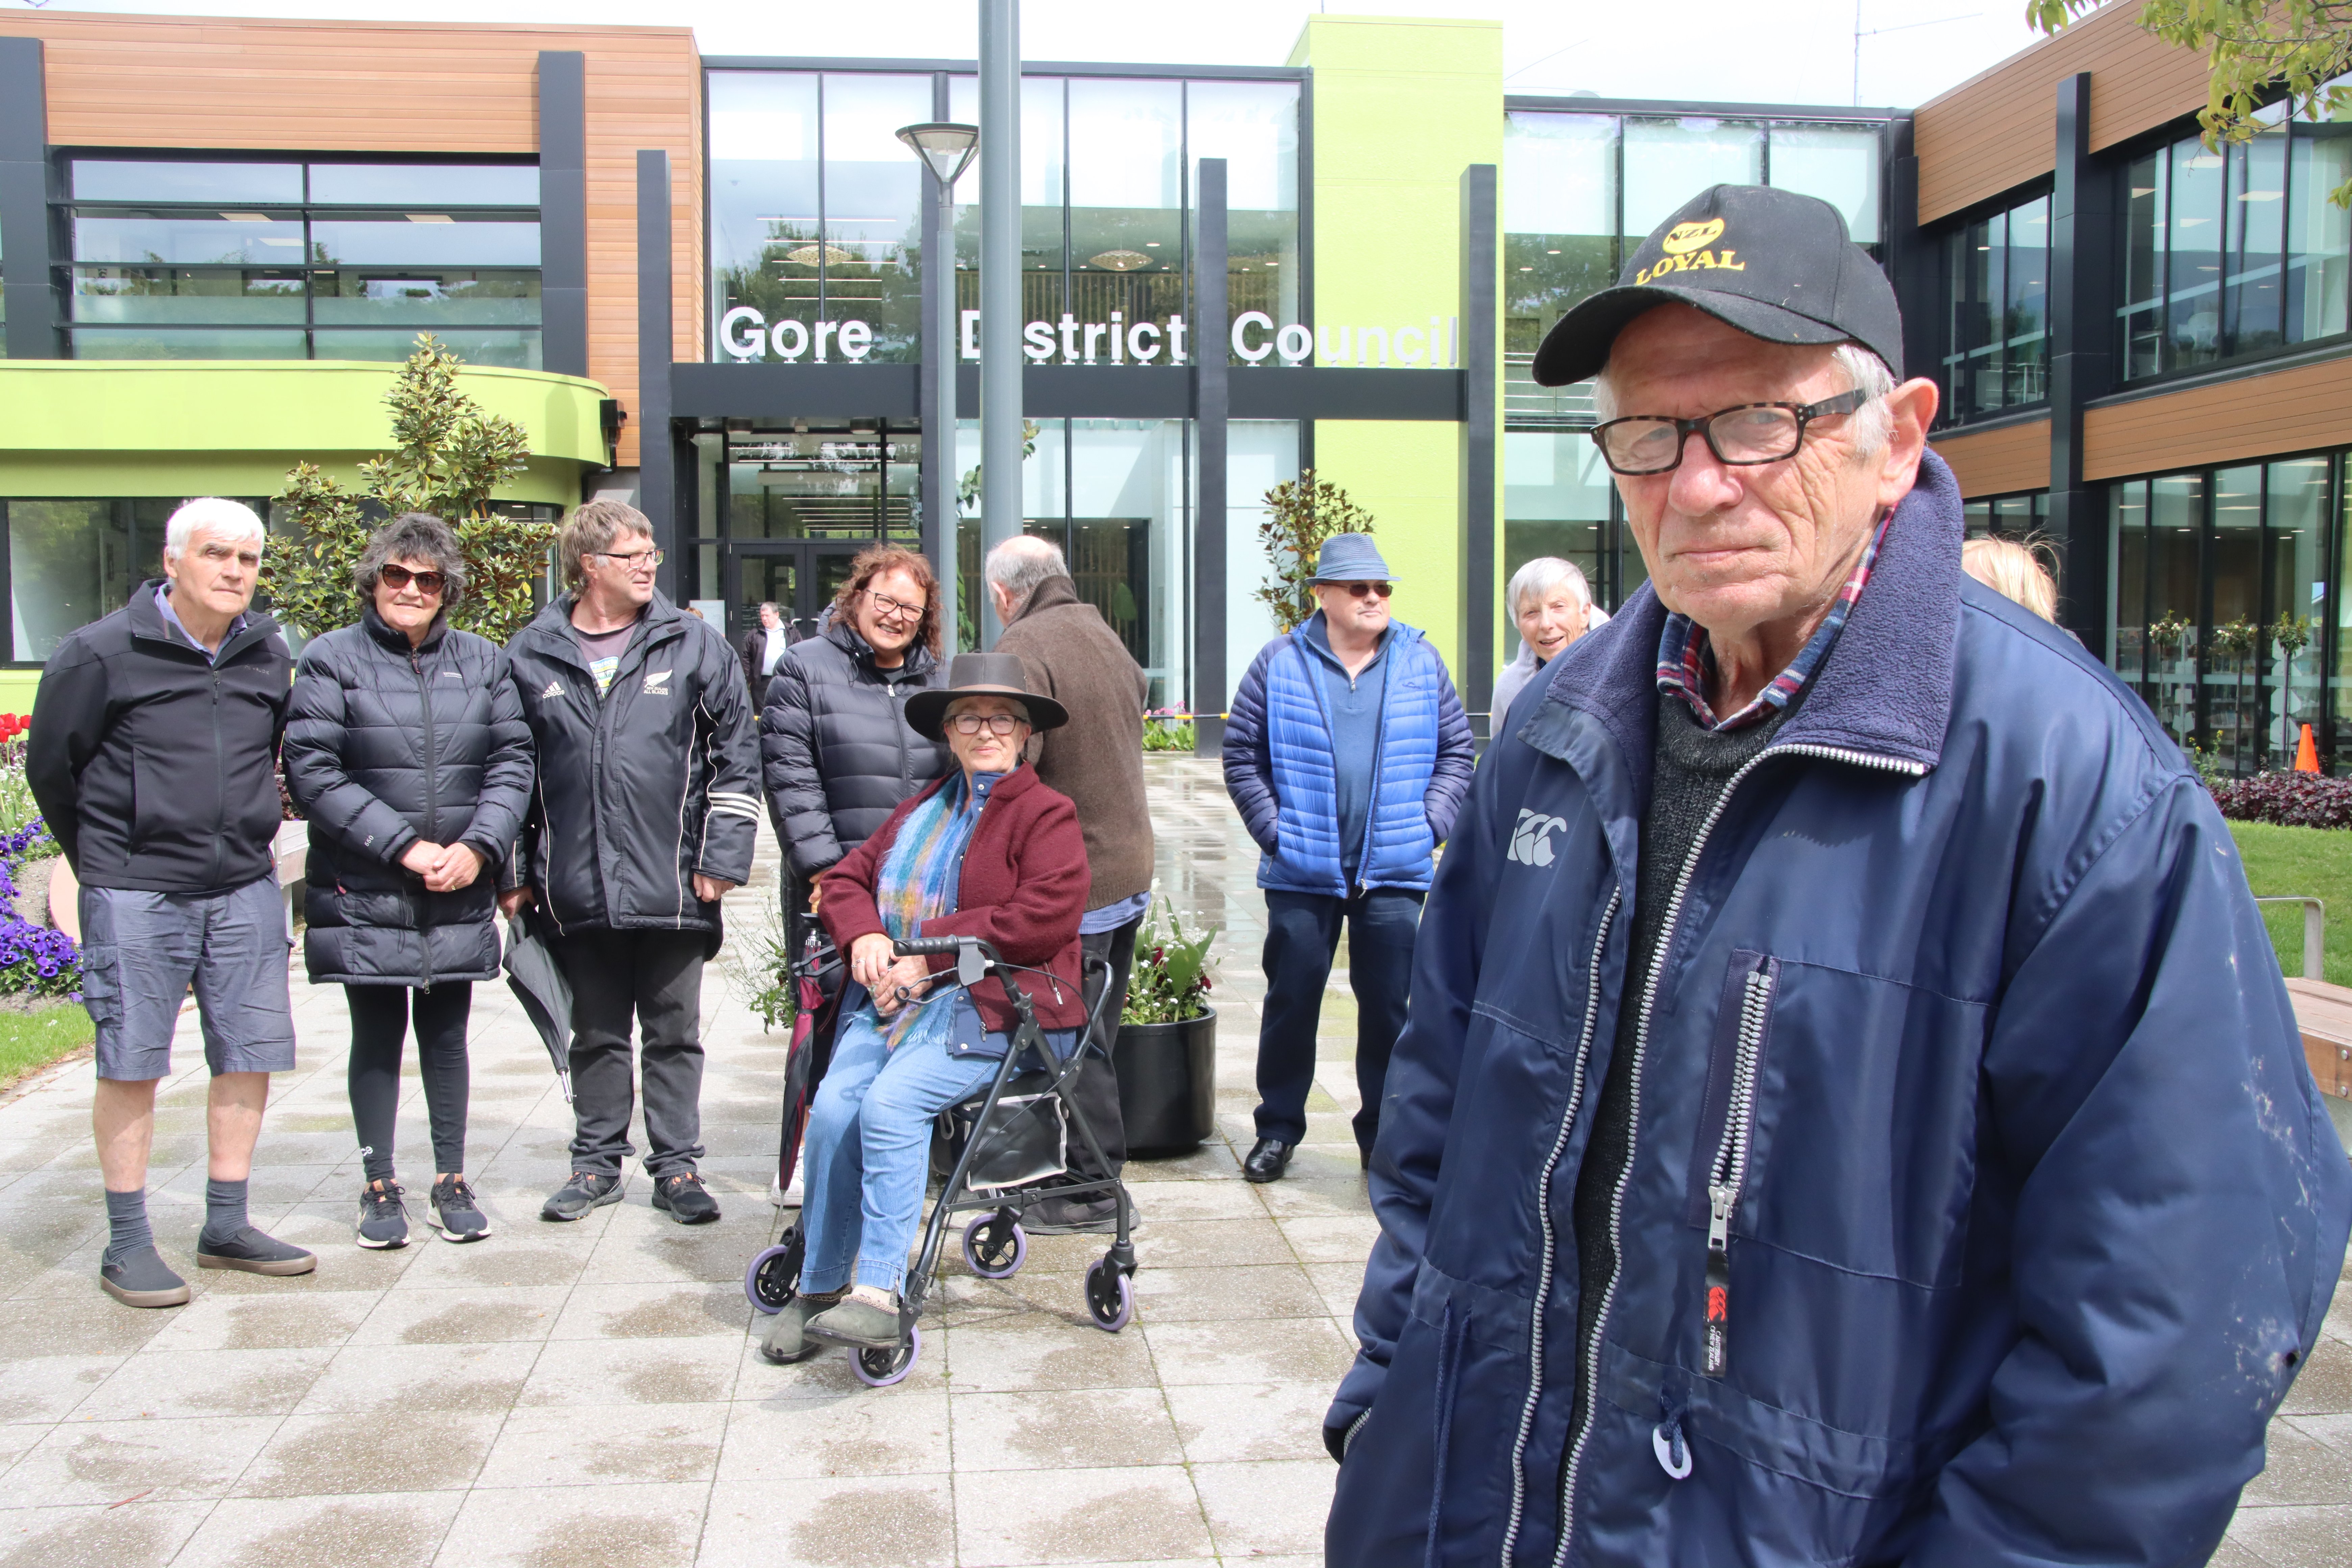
{"left": 2297, "top": 722, "right": 2321, "bottom": 773}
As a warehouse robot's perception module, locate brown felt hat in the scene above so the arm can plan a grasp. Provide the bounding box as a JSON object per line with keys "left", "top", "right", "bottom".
{"left": 904, "top": 652, "right": 1069, "bottom": 741}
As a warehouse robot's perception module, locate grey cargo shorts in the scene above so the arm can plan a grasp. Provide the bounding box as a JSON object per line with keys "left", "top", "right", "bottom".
{"left": 80, "top": 877, "right": 296, "bottom": 1081}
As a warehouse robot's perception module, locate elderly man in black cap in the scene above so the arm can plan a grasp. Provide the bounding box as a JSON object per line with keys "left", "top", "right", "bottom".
{"left": 1322, "top": 184, "right": 2350, "bottom": 1568}
{"left": 1222, "top": 533, "right": 1474, "bottom": 1183}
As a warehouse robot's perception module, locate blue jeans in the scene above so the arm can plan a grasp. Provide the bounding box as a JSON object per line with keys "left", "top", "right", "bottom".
{"left": 799, "top": 1010, "right": 996, "bottom": 1295}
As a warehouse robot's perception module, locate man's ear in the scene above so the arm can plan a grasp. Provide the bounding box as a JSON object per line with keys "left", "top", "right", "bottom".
{"left": 1873, "top": 376, "right": 1941, "bottom": 508}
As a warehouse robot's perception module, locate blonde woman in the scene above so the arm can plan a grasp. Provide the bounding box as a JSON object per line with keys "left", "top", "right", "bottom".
{"left": 1962, "top": 535, "right": 2059, "bottom": 623}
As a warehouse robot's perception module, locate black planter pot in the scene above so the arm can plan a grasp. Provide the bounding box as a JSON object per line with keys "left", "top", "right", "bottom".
{"left": 1113, "top": 1005, "right": 1218, "bottom": 1156}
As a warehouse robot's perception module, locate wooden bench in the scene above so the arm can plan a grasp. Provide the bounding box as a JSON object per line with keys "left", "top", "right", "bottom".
{"left": 2289, "top": 978, "right": 2352, "bottom": 1105}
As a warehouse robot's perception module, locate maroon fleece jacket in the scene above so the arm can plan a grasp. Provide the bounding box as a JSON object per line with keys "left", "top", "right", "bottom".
{"left": 816, "top": 763, "right": 1091, "bottom": 1033}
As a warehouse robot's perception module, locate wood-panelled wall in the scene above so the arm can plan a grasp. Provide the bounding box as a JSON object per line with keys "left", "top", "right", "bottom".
{"left": 0, "top": 11, "right": 702, "bottom": 467}
{"left": 1931, "top": 417, "right": 2052, "bottom": 498}
{"left": 2084, "top": 356, "right": 2352, "bottom": 481}
{"left": 1913, "top": 4, "right": 2210, "bottom": 224}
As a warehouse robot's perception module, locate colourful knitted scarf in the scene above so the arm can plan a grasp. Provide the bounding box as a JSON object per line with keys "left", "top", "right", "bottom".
{"left": 866, "top": 771, "right": 996, "bottom": 1051}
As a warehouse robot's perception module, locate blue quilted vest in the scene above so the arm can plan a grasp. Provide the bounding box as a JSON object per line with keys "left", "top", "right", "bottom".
{"left": 1260, "top": 621, "right": 1445, "bottom": 896}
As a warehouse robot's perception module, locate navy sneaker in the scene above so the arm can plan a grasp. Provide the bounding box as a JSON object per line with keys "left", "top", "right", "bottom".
{"left": 540, "top": 1170, "right": 622, "bottom": 1222}
{"left": 652, "top": 1171, "right": 720, "bottom": 1225}
{"left": 430, "top": 1176, "right": 492, "bottom": 1242}
{"left": 355, "top": 1180, "right": 409, "bottom": 1249}
{"left": 198, "top": 1226, "right": 318, "bottom": 1275}
{"left": 99, "top": 1245, "right": 190, "bottom": 1308}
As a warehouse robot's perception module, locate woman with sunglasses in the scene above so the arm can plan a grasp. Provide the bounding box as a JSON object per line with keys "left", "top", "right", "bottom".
{"left": 283, "top": 513, "right": 533, "bottom": 1249}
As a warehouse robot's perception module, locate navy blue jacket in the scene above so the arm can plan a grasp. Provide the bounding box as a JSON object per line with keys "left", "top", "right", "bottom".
{"left": 1326, "top": 452, "right": 2352, "bottom": 1567}
{"left": 1224, "top": 614, "right": 1475, "bottom": 895}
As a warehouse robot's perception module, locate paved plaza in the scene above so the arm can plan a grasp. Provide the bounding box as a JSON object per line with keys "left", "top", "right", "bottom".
{"left": 0, "top": 756, "right": 2345, "bottom": 1566}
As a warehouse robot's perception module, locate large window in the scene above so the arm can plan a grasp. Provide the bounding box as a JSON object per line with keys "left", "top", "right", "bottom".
{"left": 2107, "top": 456, "right": 2334, "bottom": 775}
{"left": 2118, "top": 112, "right": 2352, "bottom": 382}
{"left": 1938, "top": 192, "right": 2050, "bottom": 422}
{"left": 62, "top": 158, "right": 541, "bottom": 365}
{"left": 0, "top": 497, "right": 275, "bottom": 662}
{"left": 707, "top": 69, "right": 1301, "bottom": 367}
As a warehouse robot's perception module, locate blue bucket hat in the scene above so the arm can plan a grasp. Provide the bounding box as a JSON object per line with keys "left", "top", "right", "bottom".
{"left": 1310, "top": 533, "right": 1395, "bottom": 584}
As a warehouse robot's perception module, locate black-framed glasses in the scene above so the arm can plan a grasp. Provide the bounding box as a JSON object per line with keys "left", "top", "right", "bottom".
{"left": 591, "top": 547, "right": 664, "bottom": 572}
{"left": 1591, "top": 389, "right": 1871, "bottom": 476}
{"left": 948, "top": 712, "right": 1026, "bottom": 736}
{"left": 866, "top": 588, "right": 927, "bottom": 623}
{"left": 378, "top": 563, "right": 446, "bottom": 595}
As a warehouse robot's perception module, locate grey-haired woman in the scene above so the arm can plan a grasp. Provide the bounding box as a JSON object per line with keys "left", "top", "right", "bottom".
{"left": 282, "top": 513, "right": 534, "bottom": 1250}
{"left": 1490, "top": 557, "right": 1608, "bottom": 723}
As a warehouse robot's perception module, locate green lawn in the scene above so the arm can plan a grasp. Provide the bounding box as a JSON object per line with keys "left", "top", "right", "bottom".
{"left": 2232, "top": 820, "right": 2352, "bottom": 986}
{"left": 0, "top": 1003, "right": 95, "bottom": 1092}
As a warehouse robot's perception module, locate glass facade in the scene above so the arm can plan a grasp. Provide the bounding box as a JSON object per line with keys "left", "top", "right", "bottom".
{"left": 707, "top": 69, "right": 1299, "bottom": 366}
{"left": 1937, "top": 192, "right": 2050, "bottom": 423}
{"left": 1500, "top": 109, "right": 1887, "bottom": 606}
{"left": 0, "top": 496, "right": 272, "bottom": 662}
{"left": 2117, "top": 113, "right": 2352, "bottom": 382}
{"left": 1963, "top": 490, "right": 2050, "bottom": 538}
{"left": 2107, "top": 456, "right": 2336, "bottom": 775}
{"left": 61, "top": 158, "right": 542, "bottom": 365}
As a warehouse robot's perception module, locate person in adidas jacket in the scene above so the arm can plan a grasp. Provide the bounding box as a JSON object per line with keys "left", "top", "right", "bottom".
{"left": 1325, "top": 185, "right": 2352, "bottom": 1568}
{"left": 498, "top": 500, "right": 760, "bottom": 1226}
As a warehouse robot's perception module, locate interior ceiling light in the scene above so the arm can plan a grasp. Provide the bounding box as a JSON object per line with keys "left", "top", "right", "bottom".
{"left": 1088, "top": 249, "right": 1153, "bottom": 271}
{"left": 221, "top": 212, "right": 271, "bottom": 222}
{"left": 1144, "top": 241, "right": 1160, "bottom": 247}
{"left": 784, "top": 243, "right": 857, "bottom": 266}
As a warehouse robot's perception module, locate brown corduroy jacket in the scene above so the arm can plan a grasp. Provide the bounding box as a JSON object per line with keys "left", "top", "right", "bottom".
{"left": 995, "top": 575, "right": 1153, "bottom": 912}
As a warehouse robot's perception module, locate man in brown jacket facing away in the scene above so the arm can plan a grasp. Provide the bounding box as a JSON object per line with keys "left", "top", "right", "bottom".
{"left": 987, "top": 535, "right": 1151, "bottom": 1233}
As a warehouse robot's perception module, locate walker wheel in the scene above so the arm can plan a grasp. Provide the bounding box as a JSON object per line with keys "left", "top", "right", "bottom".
{"left": 1084, "top": 1257, "right": 1135, "bottom": 1332}
{"left": 744, "top": 1227, "right": 803, "bottom": 1316}
{"left": 962, "top": 1215, "right": 1027, "bottom": 1280}
{"left": 853, "top": 1325, "right": 921, "bottom": 1387}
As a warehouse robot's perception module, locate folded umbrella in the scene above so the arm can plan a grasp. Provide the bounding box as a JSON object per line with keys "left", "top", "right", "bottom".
{"left": 503, "top": 912, "right": 574, "bottom": 1102}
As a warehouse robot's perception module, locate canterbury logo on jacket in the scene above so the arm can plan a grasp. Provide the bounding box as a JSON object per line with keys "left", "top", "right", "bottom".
{"left": 501, "top": 592, "right": 759, "bottom": 947}
{"left": 1223, "top": 616, "right": 1475, "bottom": 895}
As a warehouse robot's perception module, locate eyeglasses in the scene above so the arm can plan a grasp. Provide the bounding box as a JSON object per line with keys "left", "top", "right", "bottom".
{"left": 590, "top": 547, "right": 664, "bottom": 572}
{"left": 378, "top": 563, "right": 446, "bottom": 595}
{"left": 1334, "top": 581, "right": 1393, "bottom": 599}
{"left": 948, "top": 712, "right": 1026, "bottom": 736}
{"left": 865, "top": 588, "right": 927, "bottom": 623}
{"left": 1591, "top": 389, "right": 1871, "bottom": 476}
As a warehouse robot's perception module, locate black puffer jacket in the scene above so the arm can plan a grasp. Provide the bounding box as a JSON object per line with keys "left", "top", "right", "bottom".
{"left": 503, "top": 592, "right": 760, "bottom": 946}
{"left": 282, "top": 609, "right": 534, "bottom": 986}
{"left": 759, "top": 616, "right": 951, "bottom": 881}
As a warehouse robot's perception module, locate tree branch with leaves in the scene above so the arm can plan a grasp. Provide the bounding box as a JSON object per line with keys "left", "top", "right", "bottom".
{"left": 1253, "top": 470, "right": 1375, "bottom": 635}
{"left": 2029, "top": 0, "right": 2352, "bottom": 205}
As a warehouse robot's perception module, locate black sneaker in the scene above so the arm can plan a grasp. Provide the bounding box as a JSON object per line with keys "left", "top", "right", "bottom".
{"left": 355, "top": 1180, "right": 409, "bottom": 1249}
{"left": 651, "top": 1172, "right": 720, "bottom": 1225}
{"left": 197, "top": 1226, "right": 318, "bottom": 1276}
{"left": 429, "top": 1176, "right": 492, "bottom": 1242}
{"left": 540, "top": 1170, "right": 623, "bottom": 1222}
{"left": 99, "top": 1245, "right": 191, "bottom": 1308}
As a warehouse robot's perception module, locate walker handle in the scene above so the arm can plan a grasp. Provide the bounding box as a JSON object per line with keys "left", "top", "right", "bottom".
{"left": 892, "top": 936, "right": 966, "bottom": 957}
{"left": 895, "top": 934, "right": 998, "bottom": 987}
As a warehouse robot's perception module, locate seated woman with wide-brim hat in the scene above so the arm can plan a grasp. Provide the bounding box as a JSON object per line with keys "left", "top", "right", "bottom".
{"left": 762, "top": 653, "right": 1093, "bottom": 1361}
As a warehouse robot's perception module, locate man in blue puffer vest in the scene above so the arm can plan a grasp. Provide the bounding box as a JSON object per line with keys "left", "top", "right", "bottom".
{"left": 1324, "top": 183, "right": 2352, "bottom": 1568}
{"left": 1223, "top": 535, "right": 1475, "bottom": 1182}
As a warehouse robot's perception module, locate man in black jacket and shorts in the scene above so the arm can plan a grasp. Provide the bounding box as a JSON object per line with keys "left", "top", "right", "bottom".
{"left": 500, "top": 500, "right": 761, "bottom": 1225}
{"left": 29, "top": 497, "right": 317, "bottom": 1307}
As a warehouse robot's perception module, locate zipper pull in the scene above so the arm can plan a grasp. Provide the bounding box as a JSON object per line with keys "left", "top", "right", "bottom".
{"left": 1704, "top": 1183, "right": 1733, "bottom": 1378}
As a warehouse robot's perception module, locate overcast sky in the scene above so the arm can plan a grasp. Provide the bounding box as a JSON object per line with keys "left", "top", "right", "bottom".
{"left": 20, "top": 0, "right": 2063, "bottom": 110}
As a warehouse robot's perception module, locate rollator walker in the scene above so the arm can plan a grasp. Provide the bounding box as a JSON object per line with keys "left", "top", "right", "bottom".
{"left": 742, "top": 931, "right": 1140, "bottom": 1387}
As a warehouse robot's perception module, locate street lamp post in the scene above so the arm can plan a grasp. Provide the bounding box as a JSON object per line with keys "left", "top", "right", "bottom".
{"left": 896, "top": 120, "right": 980, "bottom": 660}
{"left": 977, "top": 0, "right": 1021, "bottom": 647}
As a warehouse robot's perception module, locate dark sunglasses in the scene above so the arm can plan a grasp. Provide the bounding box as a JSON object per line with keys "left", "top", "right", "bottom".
{"left": 1336, "top": 581, "right": 1393, "bottom": 599}
{"left": 379, "top": 564, "right": 446, "bottom": 595}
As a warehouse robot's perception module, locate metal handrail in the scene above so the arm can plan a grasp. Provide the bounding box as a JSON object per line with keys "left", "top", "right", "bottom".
{"left": 2256, "top": 896, "right": 2326, "bottom": 980}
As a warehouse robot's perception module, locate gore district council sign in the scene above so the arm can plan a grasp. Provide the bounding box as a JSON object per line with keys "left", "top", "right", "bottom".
{"left": 716, "top": 307, "right": 1464, "bottom": 368}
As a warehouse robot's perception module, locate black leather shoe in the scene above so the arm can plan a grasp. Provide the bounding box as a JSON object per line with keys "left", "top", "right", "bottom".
{"left": 1243, "top": 1137, "right": 1294, "bottom": 1183}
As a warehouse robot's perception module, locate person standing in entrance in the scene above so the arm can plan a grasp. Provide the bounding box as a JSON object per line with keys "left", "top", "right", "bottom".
{"left": 28, "top": 497, "right": 315, "bottom": 1306}
{"left": 986, "top": 535, "right": 1150, "bottom": 1232}
{"left": 499, "top": 500, "right": 761, "bottom": 1226}
{"left": 740, "top": 601, "right": 791, "bottom": 699}
{"left": 1221, "top": 535, "right": 1474, "bottom": 1182}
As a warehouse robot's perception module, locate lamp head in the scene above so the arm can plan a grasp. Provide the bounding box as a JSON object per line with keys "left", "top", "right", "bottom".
{"left": 896, "top": 122, "right": 981, "bottom": 187}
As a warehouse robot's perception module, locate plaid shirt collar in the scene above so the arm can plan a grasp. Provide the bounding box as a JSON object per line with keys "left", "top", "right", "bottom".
{"left": 1655, "top": 511, "right": 1891, "bottom": 732}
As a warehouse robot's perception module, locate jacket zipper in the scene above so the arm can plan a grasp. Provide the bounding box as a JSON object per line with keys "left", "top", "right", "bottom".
{"left": 1703, "top": 961, "right": 1775, "bottom": 1378}
{"left": 209, "top": 667, "right": 225, "bottom": 889}
{"left": 1549, "top": 740, "right": 1924, "bottom": 1568}
{"left": 410, "top": 645, "right": 442, "bottom": 993}
{"left": 1497, "top": 887, "right": 1621, "bottom": 1568}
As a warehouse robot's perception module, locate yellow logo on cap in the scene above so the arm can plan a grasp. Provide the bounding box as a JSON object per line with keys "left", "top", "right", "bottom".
{"left": 1661, "top": 219, "right": 1726, "bottom": 255}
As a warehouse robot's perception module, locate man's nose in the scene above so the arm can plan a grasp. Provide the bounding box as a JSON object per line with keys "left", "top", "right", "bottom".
{"left": 1666, "top": 429, "right": 1741, "bottom": 512}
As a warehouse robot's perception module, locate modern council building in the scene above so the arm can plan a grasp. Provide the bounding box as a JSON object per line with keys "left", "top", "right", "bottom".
{"left": 0, "top": 7, "right": 2335, "bottom": 773}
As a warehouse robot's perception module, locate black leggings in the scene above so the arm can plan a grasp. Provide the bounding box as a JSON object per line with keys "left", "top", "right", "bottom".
{"left": 346, "top": 983, "right": 472, "bottom": 1182}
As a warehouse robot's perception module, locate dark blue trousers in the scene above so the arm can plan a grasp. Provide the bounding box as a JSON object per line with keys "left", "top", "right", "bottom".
{"left": 1252, "top": 886, "right": 1425, "bottom": 1153}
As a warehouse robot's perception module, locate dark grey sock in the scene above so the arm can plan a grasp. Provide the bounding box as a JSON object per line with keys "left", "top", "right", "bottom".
{"left": 200, "top": 1177, "right": 249, "bottom": 1247}
{"left": 102, "top": 1187, "right": 153, "bottom": 1269}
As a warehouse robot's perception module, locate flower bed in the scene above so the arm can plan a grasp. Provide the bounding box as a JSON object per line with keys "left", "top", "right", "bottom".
{"left": 2207, "top": 770, "right": 2352, "bottom": 831}
{"left": 0, "top": 821, "right": 80, "bottom": 1000}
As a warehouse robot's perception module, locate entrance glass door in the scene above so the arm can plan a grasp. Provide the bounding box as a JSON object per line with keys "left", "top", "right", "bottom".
{"left": 729, "top": 541, "right": 871, "bottom": 640}
{"left": 705, "top": 424, "right": 918, "bottom": 643}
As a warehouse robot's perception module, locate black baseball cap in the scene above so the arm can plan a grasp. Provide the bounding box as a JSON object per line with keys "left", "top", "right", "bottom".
{"left": 1530, "top": 184, "right": 1904, "bottom": 388}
